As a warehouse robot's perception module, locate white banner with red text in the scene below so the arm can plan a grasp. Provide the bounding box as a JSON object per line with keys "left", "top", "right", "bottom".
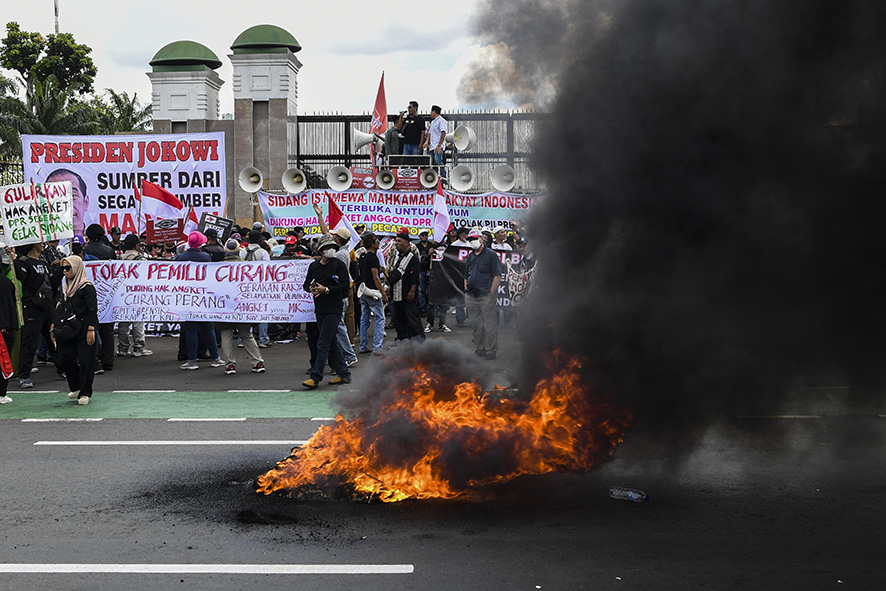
{"left": 21, "top": 133, "right": 227, "bottom": 238}
{"left": 86, "top": 260, "right": 315, "bottom": 324}
{"left": 257, "top": 188, "right": 540, "bottom": 239}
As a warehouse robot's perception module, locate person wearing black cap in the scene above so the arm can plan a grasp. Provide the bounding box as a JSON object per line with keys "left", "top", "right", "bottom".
{"left": 387, "top": 227, "right": 424, "bottom": 342}
{"left": 464, "top": 228, "right": 502, "bottom": 360}
{"left": 109, "top": 227, "right": 123, "bottom": 256}
{"left": 302, "top": 236, "right": 352, "bottom": 388}
{"left": 83, "top": 224, "right": 117, "bottom": 372}
{"left": 202, "top": 228, "right": 225, "bottom": 262}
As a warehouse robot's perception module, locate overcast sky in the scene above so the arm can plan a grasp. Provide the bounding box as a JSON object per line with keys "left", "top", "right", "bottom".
{"left": 0, "top": 0, "right": 492, "bottom": 115}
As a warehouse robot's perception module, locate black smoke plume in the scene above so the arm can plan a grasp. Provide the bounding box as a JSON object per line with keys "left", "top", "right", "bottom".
{"left": 469, "top": 0, "right": 886, "bottom": 431}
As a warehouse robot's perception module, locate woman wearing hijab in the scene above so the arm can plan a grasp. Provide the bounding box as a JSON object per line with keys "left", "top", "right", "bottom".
{"left": 51, "top": 256, "right": 99, "bottom": 405}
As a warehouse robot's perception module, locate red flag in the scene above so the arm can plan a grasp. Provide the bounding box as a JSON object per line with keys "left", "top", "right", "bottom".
{"left": 140, "top": 180, "right": 185, "bottom": 219}
{"left": 432, "top": 178, "right": 451, "bottom": 243}
{"left": 370, "top": 72, "right": 387, "bottom": 136}
{"left": 326, "top": 194, "right": 360, "bottom": 250}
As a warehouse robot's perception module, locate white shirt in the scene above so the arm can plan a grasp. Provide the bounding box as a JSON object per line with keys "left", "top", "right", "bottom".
{"left": 427, "top": 115, "right": 448, "bottom": 149}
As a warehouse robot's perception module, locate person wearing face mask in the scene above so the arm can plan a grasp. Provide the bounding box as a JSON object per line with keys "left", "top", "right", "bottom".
{"left": 301, "top": 236, "right": 352, "bottom": 389}
{"left": 464, "top": 228, "right": 502, "bottom": 360}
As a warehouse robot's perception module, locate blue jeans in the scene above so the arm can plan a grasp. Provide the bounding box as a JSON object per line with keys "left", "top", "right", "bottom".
{"left": 312, "top": 312, "right": 350, "bottom": 383}
{"left": 431, "top": 150, "right": 446, "bottom": 178}
{"left": 336, "top": 298, "right": 357, "bottom": 362}
{"left": 183, "top": 322, "right": 219, "bottom": 362}
{"left": 360, "top": 295, "right": 386, "bottom": 352}
{"left": 403, "top": 144, "right": 421, "bottom": 156}
{"left": 258, "top": 322, "right": 269, "bottom": 346}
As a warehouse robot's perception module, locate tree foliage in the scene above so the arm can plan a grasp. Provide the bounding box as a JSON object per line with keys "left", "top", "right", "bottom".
{"left": 0, "top": 75, "right": 98, "bottom": 155}
{"left": 0, "top": 22, "right": 97, "bottom": 94}
{"left": 93, "top": 89, "right": 152, "bottom": 134}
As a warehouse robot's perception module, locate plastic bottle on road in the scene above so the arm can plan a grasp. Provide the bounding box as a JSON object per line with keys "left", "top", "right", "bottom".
{"left": 609, "top": 486, "right": 648, "bottom": 502}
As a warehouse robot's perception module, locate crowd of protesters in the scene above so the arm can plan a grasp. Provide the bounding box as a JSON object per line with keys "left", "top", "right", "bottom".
{"left": 0, "top": 215, "right": 534, "bottom": 404}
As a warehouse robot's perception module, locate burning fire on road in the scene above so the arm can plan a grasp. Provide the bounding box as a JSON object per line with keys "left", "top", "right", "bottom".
{"left": 256, "top": 345, "right": 633, "bottom": 502}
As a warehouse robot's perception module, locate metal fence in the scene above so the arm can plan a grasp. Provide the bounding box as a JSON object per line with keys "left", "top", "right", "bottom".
{"left": 0, "top": 157, "right": 24, "bottom": 186}
{"left": 292, "top": 110, "right": 547, "bottom": 193}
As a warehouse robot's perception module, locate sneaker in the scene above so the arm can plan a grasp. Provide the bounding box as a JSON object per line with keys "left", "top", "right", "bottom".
{"left": 302, "top": 377, "right": 320, "bottom": 389}
{"left": 251, "top": 361, "right": 266, "bottom": 373}
{"left": 475, "top": 350, "right": 486, "bottom": 358}
{"left": 0, "top": 395, "right": 12, "bottom": 404}
{"left": 132, "top": 349, "right": 153, "bottom": 357}
{"left": 78, "top": 396, "right": 90, "bottom": 405}
{"left": 424, "top": 324, "right": 432, "bottom": 333}
{"left": 372, "top": 350, "right": 383, "bottom": 356}
{"left": 67, "top": 390, "right": 81, "bottom": 400}
{"left": 485, "top": 352, "right": 497, "bottom": 360}
{"left": 30, "top": 367, "right": 38, "bottom": 374}
{"left": 258, "top": 342, "right": 269, "bottom": 349}
{"left": 329, "top": 376, "right": 350, "bottom": 385}
{"left": 237, "top": 342, "right": 244, "bottom": 348}
{"left": 224, "top": 363, "right": 236, "bottom": 375}
{"left": 210, "top": 358, "right": 225, "bottom": 368}
{"left": 180, "top": 361, "right": 199, "bottom": 370}
{"left": 359, "top": 349, "right": 372, "bottom": 354}
{"left": 440, "top": 325, "right": 452, "bottom": 333}
{"left": 19, "top": 378, "right": 34, "bottom": 389}
{"left": 116, "top": 350, "right": 131, "bottom": 357}
{"left": 346, "top": 357, "right": 358, "bottom": 368}
{"left": 94, "top": 367, "right": 105, "bottom": 375}
{"left": 36, "top": 358, "right": 48, "bottom": 366}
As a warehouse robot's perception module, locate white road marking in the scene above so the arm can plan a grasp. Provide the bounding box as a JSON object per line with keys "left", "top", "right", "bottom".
{"left": 34, "top": 440, "right": 307, "bottom": 446}
{"left": 166, "top": 418, "right": 247, "bottom": 422}
{"left": 21, "top": 418, "right": 104, "bottom": 423}
{"left": 0, "top": 563, "right": 413, "bottom": 574}
{"left": 226, "top": 389, "right": 291, "bottom": 393}
{"left": 312, "top": 417, "right": 336, "bottom": 421}
{"left": 20, "top": 390, "right": 61, "bottom": 394}
{"left": 112, "top": 390, "right": 176, "bottom": 393}
{"left": 737, "top": 415, "right": 822, "bottom": 419}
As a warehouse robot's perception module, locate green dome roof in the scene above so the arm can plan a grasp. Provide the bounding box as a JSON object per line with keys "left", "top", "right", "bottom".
{"left": 150, "top": 41, "right": 222, "bottom": 71}
{"left": 231, "top": 24, "right": 301, "bottom": 54}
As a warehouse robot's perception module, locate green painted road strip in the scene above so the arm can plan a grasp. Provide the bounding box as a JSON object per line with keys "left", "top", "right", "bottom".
{"left": 0, "top": 390, "right": 340, "bottom": 420}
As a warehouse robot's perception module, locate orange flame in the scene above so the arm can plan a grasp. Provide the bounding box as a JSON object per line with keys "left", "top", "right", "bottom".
{"left": 256, "top": 352, "right": 633, "bottom": 502}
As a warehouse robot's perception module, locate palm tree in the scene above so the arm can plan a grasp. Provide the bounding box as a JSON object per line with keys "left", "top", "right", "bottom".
{"left": 0, "top": 73, "right": 20, "bottom": 156}
{"left": 0, "top": 74, "right": 98, "bottom": 155}
{"left": 95, "top": 88, "right": 152, "bottom": 134}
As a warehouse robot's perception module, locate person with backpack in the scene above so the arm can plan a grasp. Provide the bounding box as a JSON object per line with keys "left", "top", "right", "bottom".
{"left": 14, "top": 242, "right": 63, "bottom": 389}
{"left": 51, "top": 256, "right": 99, "bottom": 405}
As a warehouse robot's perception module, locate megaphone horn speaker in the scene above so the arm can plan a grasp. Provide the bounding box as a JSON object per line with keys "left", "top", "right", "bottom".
{"left": 327, "top": 165, "right": 353, "bottom": 191}
{"left": 452, "top": 125, "right": 477, "bottom": 151}
{"left": 352, "top": 129, "right": 377, "bottom": 152}
{"left": 282, "top": 168, "right": 307, "bottom": 194}
{"left": 376, "top": 169, "right": 396, "bottom": 190}
{"left": 420, "top": 167, "right": 439, "bottom": 189}
{"left": 449, "top": 164, "right": 474, "bottom": 192}
{"left": 491, "top": 164, "right": 516, "bottom": 192}
{"left": 238, "top": 166, "right": 264, "bottom": 193}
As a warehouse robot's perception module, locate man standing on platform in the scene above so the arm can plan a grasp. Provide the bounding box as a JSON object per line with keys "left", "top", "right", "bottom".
{"left": 401, "top": 101, "right": 426, "bottom": 156}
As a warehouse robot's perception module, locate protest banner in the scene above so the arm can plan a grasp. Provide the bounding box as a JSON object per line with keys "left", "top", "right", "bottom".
{"left": 429, "top": 246, "right": 526, "bottom": 309}
{"left": 198, "top": 212, "right": 234, "bottom": 241}
{"left": 86, "top": 259, "right": 315, "bottom": 324}
{"left": 258, "top": 188, "right": 541, "bottom": 239}
{"left": 145, "top": 218, "right": 185, "bottom": 244}
{"left": 0, "top": 181, "right": 74, "bottom": 246}
{"left": 21, "top": 132, "right": 227, "bottom": 238}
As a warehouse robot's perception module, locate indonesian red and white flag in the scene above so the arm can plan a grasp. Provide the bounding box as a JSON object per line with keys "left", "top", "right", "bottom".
{"left": 432, "top": 178, "right": 451, "bottom": 243}
{"left": 326, "top": 193, "right": 360, "bottom": 250}
{"left": 369, "top": 72, "right": 388, "bottom": 136}
{"left": 140, "top": 180, "right": 185, "bottom": 220}
{"left": 183, "top": 205, "right": 200, "bottom": 236}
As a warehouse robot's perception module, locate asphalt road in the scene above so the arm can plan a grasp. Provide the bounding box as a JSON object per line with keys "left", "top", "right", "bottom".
{"left": 1, "top": 327, "right": 884, "bottom": 590}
